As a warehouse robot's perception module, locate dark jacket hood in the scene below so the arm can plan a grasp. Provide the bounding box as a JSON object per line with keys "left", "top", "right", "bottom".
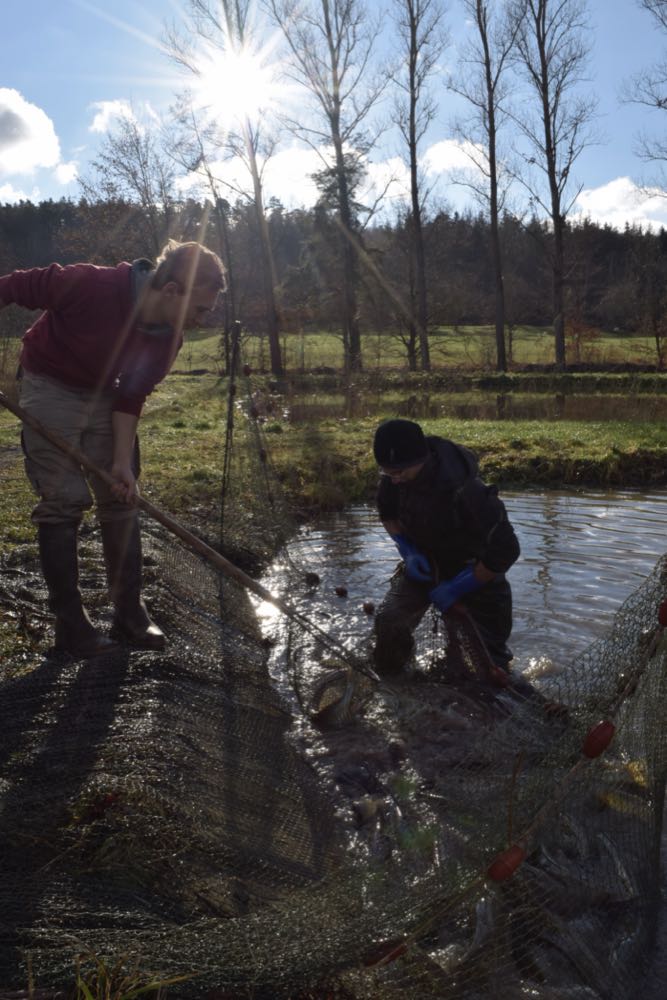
{"left": 417, "top": 436, "right": 479, "bottom": 492}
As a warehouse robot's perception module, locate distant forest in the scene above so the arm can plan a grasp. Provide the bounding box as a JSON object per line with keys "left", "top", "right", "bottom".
{"left": 1, "top": 196, "right": 667, "bottom": 371}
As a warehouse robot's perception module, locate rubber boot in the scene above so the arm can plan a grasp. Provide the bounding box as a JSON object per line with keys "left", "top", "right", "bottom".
{"left": 372, "top": 629, "right": 414, "bottom": 677}
{"left": 100, "top": 518, "right": 166, "bottom": 650}
{"left": 37, "top": 522, "right": 119, "bottom": 658}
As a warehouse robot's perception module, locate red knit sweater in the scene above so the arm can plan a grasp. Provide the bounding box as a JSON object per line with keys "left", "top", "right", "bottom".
{"left": 0, "top": 262, "right": 182, "bottom": 416}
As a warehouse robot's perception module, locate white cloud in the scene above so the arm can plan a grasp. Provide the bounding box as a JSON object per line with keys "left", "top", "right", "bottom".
{"left": 88, "top": 100, "right": 135, "bottom": 134}
{"left": 262, "top": 145, "right": 321, "bottom": 208}
{"left": 573, "top": 176, "right": 667, "bottom": 231}
{"left": 176, "top": 145, "right": 323, "bottom": 208}
{"left": 175, "top": 157, "right": 250, "bottom": 201}
{"left": 177, "top": 146, "right": 412, "bottom": 217}
{"left": 54, "top": 161, "right": 78, "bottom": 185}
{"left": 422, "top": 138, "right": 484, "bottom": 176}
{"left": 362, "top": 156, "right": 411, "bottom": 210}
{"left": 176, "top": 143, "right": 467, "bottom": 222}
{"left": 0, "top": 181, "right": 40, "bottom": 203}
{"left": 0, "top": 88, "right": 61, "bottom": 177}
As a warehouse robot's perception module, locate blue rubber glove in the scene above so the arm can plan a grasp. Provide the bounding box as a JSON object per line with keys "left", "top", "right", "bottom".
{"left": 429, "top": 565, "right": 482, "bottom": 612}
{"left": 389, "top": 533, "right": 433, "bottom": 583}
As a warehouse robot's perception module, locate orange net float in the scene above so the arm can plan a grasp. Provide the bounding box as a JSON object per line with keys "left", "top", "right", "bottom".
{"left": 582, "top": 720, "right": 616, "bottom": 759}
{"left": 487, "top": 844, "right": 526, "bottom": 882}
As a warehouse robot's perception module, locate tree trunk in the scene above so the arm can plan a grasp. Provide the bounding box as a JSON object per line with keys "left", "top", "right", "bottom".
{"left": 245, "top": 123, "right": 284, "bottom": 377}
{"left": 483, "top": 11, "right": 507, "bottom": 374}
{"left": 214, "top": 198, "right": 235, "bottom": 374}
{"left": 410, "top": 147, "right": 430, "bottom": 370}
{"left": 553, "top": 219, "right": 566, "bottom": 369}
{"left": 489, "top": 200, "right": 507, "bottom": 372}
{"left": 334, "top": 139, "right": 362, "bottom": 372}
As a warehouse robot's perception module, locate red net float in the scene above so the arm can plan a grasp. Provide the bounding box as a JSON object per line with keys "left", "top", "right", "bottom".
{"left": 489, "top": 665, "right": 511, "bottom": 688}
{"left": 582, "top": 720, "right": 615, "bottom": 758}
{"left": 487, "top": 844, "right": 526, "bottom": 882}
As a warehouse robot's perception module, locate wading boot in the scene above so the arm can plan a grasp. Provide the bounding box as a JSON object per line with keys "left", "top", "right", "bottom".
{"left": 37, "top": 522, "right": 119, "bottom": 658}
{"left": 371, "top": 629, "right": 414, "bottom": 678}
{"left": 100, "top": 517, "right": 166, "bottom": 651}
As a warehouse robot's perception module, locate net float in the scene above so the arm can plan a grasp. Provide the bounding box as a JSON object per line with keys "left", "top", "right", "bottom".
{"left": 582, "top": 720, "right": 615, "bottom": 758}
{"left": 487, "top": 844, "right": 526, "bottom": 882}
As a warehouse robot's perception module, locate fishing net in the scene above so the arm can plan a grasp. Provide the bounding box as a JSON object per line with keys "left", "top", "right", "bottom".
{"left": 0, "top": 371, "right": 666, "bottom": 1000}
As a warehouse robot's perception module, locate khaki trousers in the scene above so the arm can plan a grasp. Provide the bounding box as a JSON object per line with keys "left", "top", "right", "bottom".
{"left": 19, "top": 371, "right": 138, "bottom": 525}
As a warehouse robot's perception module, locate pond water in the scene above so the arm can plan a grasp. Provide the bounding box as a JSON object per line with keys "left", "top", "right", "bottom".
{"left": 260, "top": 488, "right": 667, "bottom": 673}
{"left": 258, "top": 487, "right": 667, "bottom": 995}
{"left": 275, "top": 391, "right": 667, "bottom": 423}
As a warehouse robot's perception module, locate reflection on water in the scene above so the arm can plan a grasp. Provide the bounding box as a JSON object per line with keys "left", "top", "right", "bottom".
{"left": 277, "top": 392, "right": 667, "bottom": 423}
{"left": 505, "top": 489, "right": 667, "bottom": 668}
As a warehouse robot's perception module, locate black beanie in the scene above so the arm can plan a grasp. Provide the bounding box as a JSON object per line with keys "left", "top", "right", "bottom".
{"left": 373, "top": 419, "right": 429, "bottom": 469}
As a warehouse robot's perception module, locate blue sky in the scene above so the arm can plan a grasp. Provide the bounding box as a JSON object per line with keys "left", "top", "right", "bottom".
{"left": 2, "top": 0, "right": 667, "bottom": 230}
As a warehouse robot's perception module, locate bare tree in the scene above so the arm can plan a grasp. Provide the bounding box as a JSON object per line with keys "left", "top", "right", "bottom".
{"left": 639, "top": 0, "right": 667, "bottom": 29}
{"left": 164, "top": 0, "right": 284, "bottom": 376}
{"left": 392, "top": 0, "right": 448, "bottom": 371}
{"left": 622, "top": 1, "right": 667, "bottom": 190}
{"left": 80, "top": 111, "right": 178, "bottom": 257}
{"left": 508, "top": 0, "right": 598, "bottom": 369}
{"left": 267, "top": 0, "right": 389, "bottom": 372}
{"left": 449, "top": 0, "right": 520, "bottom": 372}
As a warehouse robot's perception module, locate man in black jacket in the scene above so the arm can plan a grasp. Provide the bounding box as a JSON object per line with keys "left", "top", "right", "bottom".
{"left": 372, "top": 418, "right": 521, "bottom": 678}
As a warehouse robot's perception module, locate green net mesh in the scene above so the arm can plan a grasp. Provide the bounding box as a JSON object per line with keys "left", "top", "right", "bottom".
{"left": 0, "top": 374, "right": 665, "bottom": 999}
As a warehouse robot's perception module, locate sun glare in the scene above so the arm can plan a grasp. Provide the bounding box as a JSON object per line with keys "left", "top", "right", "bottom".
{"left": 194, "top": 39, "right": 281, "bottom": 127}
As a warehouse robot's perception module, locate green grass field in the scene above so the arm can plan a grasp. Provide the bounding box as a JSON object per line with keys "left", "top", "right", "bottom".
{"left": 174, "top": 324, "right": 661, "bottom": 373}
{"left": 0, "top": 323, "right": 662, "bottom": 391}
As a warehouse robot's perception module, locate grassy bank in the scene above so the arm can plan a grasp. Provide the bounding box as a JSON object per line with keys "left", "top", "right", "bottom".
{"left": 253, "top": 412, "right": 667, "bottom": 512}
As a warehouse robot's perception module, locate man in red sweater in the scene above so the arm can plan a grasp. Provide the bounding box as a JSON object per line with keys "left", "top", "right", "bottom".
{"left": 0, "top": 240, "right": 226, "bottom": 658}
